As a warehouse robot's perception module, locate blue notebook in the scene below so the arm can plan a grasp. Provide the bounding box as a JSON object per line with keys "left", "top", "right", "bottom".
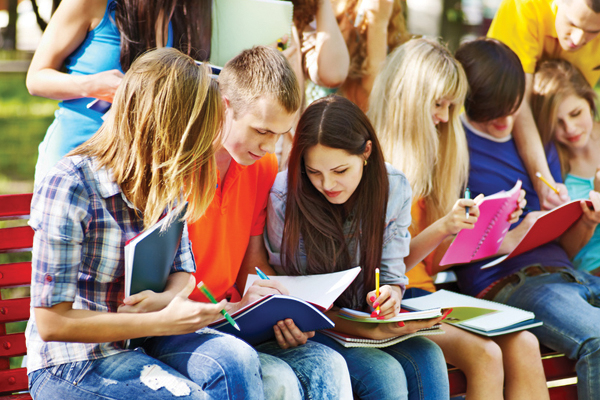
{"left": 209, "top": 294, "right": 334, "bottom": 345}
{"left": 124, "top": 204, "right": 188, "bottom": 298}
{"left": 124, "top": 204, "right": 187, "bottom": 349}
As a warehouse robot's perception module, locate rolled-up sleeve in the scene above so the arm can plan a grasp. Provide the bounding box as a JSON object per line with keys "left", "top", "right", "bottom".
{"left": 29, "top": 171, "right": 91, "bottom": 308}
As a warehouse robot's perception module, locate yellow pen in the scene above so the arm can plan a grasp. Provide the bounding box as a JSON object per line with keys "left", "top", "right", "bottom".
{"left": 535, "top": 172, "right": 560, "bottom": 195}
{"left": 375, "top": 267, "right": 380, "bottom": 316}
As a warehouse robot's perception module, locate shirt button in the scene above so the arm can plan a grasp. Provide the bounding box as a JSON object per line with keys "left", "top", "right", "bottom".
{"left": 45, "top": 274, "right": 53, "bottom": 282}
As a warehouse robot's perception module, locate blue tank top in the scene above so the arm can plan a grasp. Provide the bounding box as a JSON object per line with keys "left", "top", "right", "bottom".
{"left": 35, "top": 0, "right": 173, "bottom": 184}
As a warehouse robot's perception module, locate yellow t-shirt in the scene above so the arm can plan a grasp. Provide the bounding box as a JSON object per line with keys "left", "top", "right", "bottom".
{"left": 406, "top": 199, "right": 436, "bottom": 293}
{"left": 488, "top": 0, "right": 600, "bottom": 86}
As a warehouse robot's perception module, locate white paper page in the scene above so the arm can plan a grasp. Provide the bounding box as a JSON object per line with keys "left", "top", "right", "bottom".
{"left": 244, "top": 266, "right": 361, "bottom": 310}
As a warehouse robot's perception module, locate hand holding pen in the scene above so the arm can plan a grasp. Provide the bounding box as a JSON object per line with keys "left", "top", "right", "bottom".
{"left": 197, "top": 281, "right": 240, "bottom": 331}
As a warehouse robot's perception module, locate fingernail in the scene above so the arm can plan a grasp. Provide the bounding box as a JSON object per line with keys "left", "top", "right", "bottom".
{"left": 371, "top": 312, "right": 378, "bottom": 318}
{"left": 397, "top": 321, "right": 405, "bottom": 327}
{"left": 377, "top": 316, "right": 385, "bottom": 320}
{"left": 369, "top": 296, "right": 376, "bottom": 302}
{"left": 373, "top": 302, "right": 379, "bottom": 308}
{"left": 441, "top": 308, "right": 453, "bottom": 320}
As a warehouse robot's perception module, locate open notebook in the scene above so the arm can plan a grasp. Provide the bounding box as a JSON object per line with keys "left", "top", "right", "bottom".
{"left": 402, "top": 290, "right": 542, "bottom": 337}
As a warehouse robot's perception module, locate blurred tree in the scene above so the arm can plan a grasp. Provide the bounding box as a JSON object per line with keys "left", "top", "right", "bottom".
{"left": 31, "top": 0, "right": 62, "bottom": 32}
{"left": 3, "top": 0, "right": 17, "bottom": 49}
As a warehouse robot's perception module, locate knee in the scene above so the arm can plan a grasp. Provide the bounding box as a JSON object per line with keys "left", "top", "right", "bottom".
{"left": 468, "top": 340, "right": 503, "bottom": 373}
{"left": 219, "top": 337, "right": 261, "bottom": 370}
{"left": 259, "top": 353, "right": 302, "bottom": 400}
{"left": 513, "top": 331, "right": 542, "bottom": 357}
{"left": 578, "top": 336, "right": 600, "bottom": 360}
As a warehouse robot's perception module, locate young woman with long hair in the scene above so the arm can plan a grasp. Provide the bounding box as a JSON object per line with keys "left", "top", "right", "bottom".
{"left": 265, "top": 95, "right": 449, "bottom": 400}
{"left": 368, "top": 37, "right": 549, "bottom": 400}
{"left": 27, "top": 48, "right": 264, "bottom": 400}
{"left": 531, "top": 59, "right": 600, "bottom": 275}
{"left": 27, "top": 0, "right": 212, "bottom": 184}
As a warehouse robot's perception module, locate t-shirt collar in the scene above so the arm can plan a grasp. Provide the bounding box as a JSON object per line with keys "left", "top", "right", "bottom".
{"left": 460, "top": 113, "right": 513, "bottom": 143}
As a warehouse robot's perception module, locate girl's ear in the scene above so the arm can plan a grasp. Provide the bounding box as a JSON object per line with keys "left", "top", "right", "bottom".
{"left": 222, "top": 95, "right": 230, "bottom": 109}
{"left": 363, "top": 140, "right": 373, "bottom": 160}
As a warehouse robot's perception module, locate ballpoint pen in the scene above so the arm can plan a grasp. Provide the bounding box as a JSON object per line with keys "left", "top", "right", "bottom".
{"left": 464, "top": 187, "right": 471, "bottom": 220}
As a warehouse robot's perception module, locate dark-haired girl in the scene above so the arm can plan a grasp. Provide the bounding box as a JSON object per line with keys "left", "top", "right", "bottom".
{"left": 265, "top": 95, "right": 449, "bottom": 400}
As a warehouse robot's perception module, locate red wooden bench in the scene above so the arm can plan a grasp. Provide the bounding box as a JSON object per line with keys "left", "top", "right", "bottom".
{"left": 0, "top": 193, "right": 33, "bottom": 400}
{"left": 0, "top": 193, "right": 579, "bottom": 399}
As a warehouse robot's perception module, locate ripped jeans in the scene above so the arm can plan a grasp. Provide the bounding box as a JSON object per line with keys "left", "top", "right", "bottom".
{"left": 29, "top": 330, "right": 263, "bottom": 400}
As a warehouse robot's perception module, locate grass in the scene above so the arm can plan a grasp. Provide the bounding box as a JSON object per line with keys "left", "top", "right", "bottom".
{"left": 0, "top": 72, "right": 57, "bottom": 190}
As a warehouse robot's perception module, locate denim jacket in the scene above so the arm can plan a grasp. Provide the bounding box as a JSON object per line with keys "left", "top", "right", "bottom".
{"left": 264, "top": 163, "right": 412, "bottom": 310}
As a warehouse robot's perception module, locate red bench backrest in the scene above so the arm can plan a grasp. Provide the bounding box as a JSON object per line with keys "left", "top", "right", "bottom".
{"left": 0, "top": 193, "right": 33, "bottom": 398}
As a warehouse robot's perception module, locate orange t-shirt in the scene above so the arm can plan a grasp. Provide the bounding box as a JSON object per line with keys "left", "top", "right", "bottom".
{"left": 406, "top": 199, "right": 436, "bottom": 293}
{"left": 187, "top": 153, "right": 278, "bottom": 301}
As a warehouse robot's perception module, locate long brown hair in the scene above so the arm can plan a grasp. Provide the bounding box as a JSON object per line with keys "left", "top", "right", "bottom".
{"left": 114, "top": 0, "right": 212, "bottom": 72}
{"left": 532, "top": 59, "right": 598, "bottom": 176}
{"left": 283, "top": 95, "right": 388, "bottom": 306}
{"left": 71, "top": 48, "right": 222, "bottom": 230}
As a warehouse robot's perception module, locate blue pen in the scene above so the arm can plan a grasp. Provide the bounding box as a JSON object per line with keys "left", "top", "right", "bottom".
{"left": 464, "top": 187, "right": 471, "bottom": 220}
{"left": 255, "top": 266, "right": 270, "bottom": 280}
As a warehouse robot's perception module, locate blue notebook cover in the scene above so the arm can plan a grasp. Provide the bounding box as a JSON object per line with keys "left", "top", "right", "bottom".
{"left": 210, "top": 294, "right": 335, "bottom": 345}
{"left": 125, "top": 204, "right": 188, "bottom": 298}
{"left": 124, "top": 204, "right": 187, "bottom": 349}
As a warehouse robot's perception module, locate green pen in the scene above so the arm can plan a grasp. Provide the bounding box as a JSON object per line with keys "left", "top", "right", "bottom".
{"left": 197, "top": 281, "right": 240, "bottom": 331}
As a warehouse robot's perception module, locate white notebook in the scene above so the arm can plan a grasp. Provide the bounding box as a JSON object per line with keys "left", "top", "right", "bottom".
{"left": 402, "top": 290, "right": 540, "bottom": 333}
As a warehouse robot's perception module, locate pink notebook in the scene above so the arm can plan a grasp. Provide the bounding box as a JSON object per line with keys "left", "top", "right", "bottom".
{"left": 440, "top": 181, "right": 522, "bottom": 266}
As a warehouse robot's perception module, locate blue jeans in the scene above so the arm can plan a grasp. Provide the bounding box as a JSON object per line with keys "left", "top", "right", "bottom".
{"left": 256, "top": 340, "right": 353, "bottom": 400}
{"left": 310, "top": 333, "right": 449, "bottom": 400}
{"left": 30, "top": 330, "right": 263, "bottom": 400}
{"left": 489, "top": 266, "right": 600, "bottom": 400}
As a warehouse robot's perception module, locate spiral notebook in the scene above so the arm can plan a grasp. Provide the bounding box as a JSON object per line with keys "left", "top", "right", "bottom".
{"left": 402, "top": 290, "right": 542, "bottom": 337}
{"left": 440, "top": 180, "right": 522, "bottom": 266}
{"left": 319, "top": 325, "right": 444, "bottom": 348}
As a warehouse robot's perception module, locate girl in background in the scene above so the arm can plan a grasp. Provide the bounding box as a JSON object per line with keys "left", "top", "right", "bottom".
{"left": 27, "top": 0, "right": 211, "bottom": 184}
{"left": 531, "top": 59, "right": 600, "bottom": 275}
{"left": 265, "top": 95, "right": 449, "bottom": 400}
{"left": 368, "top": 37, "right": 549, "bottom": 400}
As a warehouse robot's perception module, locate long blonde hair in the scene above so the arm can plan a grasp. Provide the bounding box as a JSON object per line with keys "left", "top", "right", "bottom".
{"left": 532, "top": 59, "right": 598, "bottom": 176}
{"left": 368, "top": 38, "right": 469, "bottom": 226}
{"left": 71, "top": 47, "right": 222, "bottom": 229}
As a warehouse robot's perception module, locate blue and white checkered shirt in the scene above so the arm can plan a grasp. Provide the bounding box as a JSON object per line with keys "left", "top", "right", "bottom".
{"left": 26, "top": 155, "right": 194, "bottom": 373}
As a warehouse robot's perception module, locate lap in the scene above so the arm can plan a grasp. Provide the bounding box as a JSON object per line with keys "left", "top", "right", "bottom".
{"left": 29, "top": 350, "right": 210, "bottom": 400}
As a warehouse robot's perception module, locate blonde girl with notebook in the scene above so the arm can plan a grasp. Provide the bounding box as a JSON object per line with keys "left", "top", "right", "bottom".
{"left": 265, "top": 95, "right": 449, "bottom": 400}
{"left": 531, "top": 59, "right": 600, "bottom": 276}
{"left": 368, "top": 37, "right": 549, "bottom": 400}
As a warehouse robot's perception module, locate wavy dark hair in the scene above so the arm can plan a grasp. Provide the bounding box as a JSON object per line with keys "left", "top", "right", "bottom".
{"left": 114, "top": 0, "right": 212, "bottom": 72}
{"left": 282, "top": 95, "right": 389, "bottom": 308}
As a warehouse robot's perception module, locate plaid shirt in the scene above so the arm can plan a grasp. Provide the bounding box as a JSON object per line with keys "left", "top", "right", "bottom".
{"left": 26, "top": 155, "right": 194, "bottom": 373}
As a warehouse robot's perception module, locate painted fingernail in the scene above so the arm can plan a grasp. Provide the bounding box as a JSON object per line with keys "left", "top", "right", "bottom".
{"left": 377, "top": 316, "right": 385, "bottom": 320}
{"left": 371, "top": 312, "right": 378, "bottom": 318}
{"left": 397, "top": 321, "right": 405, "bottom": 327}
{"left": 370, "top": 296, "right": 376, "bottom": 302}
{"left": 441, "top": 308, "right": 453, "bottom": 320}
{"left": 373, "top": 302, "right": 379, "bottom": 308}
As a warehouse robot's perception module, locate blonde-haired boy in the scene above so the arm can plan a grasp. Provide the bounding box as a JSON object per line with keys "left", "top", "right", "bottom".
{"left": 187, "top": 46, "right": 352, "bottom": 400}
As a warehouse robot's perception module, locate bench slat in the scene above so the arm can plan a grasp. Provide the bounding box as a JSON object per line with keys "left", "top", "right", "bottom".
{"left": 0, "top": 228, "right": 33, "bottom": 254}
{"left": 0, "top": 299, "right": 30, "bottom": 324}
{"left": 0, "top": 334, "right": 26, "bottom": 359}
{"left": 0, "top": 264, "right": 31, "bottom": 288}
{"left": 0, "top": 368, "right": 28, "bottom": 395}
{"left": 0, "top": 194, "right": 32, "bottom": 220}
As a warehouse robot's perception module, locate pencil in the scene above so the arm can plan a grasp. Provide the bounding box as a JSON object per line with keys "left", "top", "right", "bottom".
{"left": 535, "top": 172, "right": 560, "bottom": 195}
{"left": 197, "top": 281, "right": 240, "bottom": 331}
{"left": 375, "top": 268, "right": 380, "bottom": 316}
